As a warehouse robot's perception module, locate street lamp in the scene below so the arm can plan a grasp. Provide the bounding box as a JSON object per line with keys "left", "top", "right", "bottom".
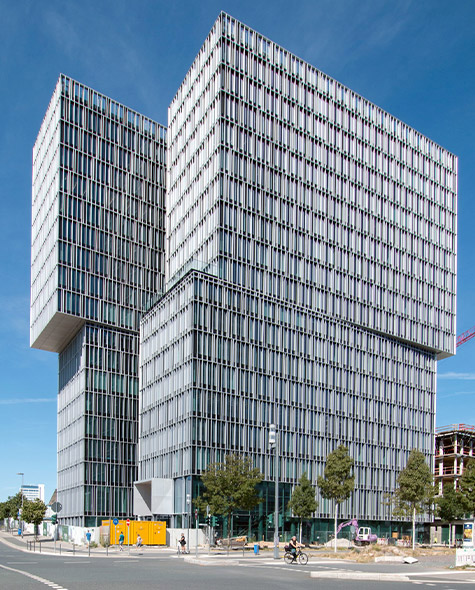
{"left": 269, "top": 424, "right": 279, "bottom": 560}
{"left": 186, "top": 492, "right": 191, "bottom": 552}
{"left": 17, "top": 473, "right": 24, "bottom": 537}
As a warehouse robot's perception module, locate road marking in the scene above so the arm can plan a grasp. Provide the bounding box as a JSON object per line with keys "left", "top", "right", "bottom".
{"left": 0, "top": 563, "right": 68, "bottom": 589}
{"left": 63, "top": 560, "right": 90, "bottom": 563}
{"left": 7, "top": 561, "right": 39, "bottom": 564}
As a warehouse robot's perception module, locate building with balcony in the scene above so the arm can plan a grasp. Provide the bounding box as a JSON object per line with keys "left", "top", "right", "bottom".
{"left": 435, "top": 424, "right": 475, "bottom": 491}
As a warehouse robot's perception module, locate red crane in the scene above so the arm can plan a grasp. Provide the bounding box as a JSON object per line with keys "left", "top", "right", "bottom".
{"left": 456, "top": 326, "right": 475, "bottom": 347}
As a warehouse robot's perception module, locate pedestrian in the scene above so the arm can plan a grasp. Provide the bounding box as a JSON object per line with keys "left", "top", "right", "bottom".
{"left": 86, "top": 530, "right": 91, "bottom": 545}
{"left": 136, "top": 534, "right": 142, "bottom": 548}
{"left": 119, "top": 531, "right": 125, "bottom": 551}
{"left": 179, "top": 533, "right": 187, "bottom": 553}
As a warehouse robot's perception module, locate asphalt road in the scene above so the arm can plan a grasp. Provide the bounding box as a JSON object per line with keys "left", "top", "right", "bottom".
{"left": 1, "top": 538, "right": 475, "bottom": 590}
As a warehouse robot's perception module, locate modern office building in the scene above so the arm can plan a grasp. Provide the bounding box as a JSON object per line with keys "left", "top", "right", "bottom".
{"left": 31, "top": 75, "right": 167, "bottom": 526}
{"left": 135, "top": 13, "right": 457, "bottom": 536}
{"left": 32, "top": 13, "right": 457, "bottom": 534}
{"left": 21, "top": 484, "right": 45, "bottom": 502}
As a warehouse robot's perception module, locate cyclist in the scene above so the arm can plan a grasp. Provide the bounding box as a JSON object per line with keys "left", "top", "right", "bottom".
{"left": 288, "top": 536, "right": 304, "bottom": 562}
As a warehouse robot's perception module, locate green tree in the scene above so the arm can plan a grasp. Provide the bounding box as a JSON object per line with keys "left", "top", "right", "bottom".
{"left": 0, "top": 492, "right": 22, "bottom": 520}
{"left": 288, "top": 472, "right": 318, "bottom": 543}
{"left": 317, "top": 445, "right": 355, "bottom": 552}
{"left": 435, "top": 484, "right": 467, "bottom": 546}
{"left": 459, "top": 459, "right": 475, "bottom": 516}
{"left": 21, "top": 498, "right": 47, "bottom": 539}
{"left": 199, "top": 454, "right": 263, "bottom": 545}
{"left": 391, "top": 449, "right": 434, "bottom": 550}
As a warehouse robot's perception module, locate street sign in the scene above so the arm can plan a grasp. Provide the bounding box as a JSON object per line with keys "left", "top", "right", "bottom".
{"left": 51, "top": 502, "right": 62, "bottom": 513}
{"left": 194, "top": 509, "right": 198, "bottom": 520}
{"left": 126, "top": 519, "right": 130, "bottom": 526}
{"left": 113, "top": 518, "right": 119, "bottom": 525}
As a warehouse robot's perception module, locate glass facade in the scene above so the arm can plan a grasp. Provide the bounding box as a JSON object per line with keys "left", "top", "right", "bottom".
{"left": 31, "top": 75, "right": 166, "bottom": 525}
{"left": 139, "top": 13, "right": 457, "bottom": 525}
{"left": 32, "top": 13, "right": 457, "bottom": 529}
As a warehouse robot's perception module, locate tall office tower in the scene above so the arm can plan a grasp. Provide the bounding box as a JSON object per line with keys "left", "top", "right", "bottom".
{"left": 31, "top": 75, "right": 166, "bottom": 526}
{"left": 136, "top": 13, "right": 456, "bottom": 535}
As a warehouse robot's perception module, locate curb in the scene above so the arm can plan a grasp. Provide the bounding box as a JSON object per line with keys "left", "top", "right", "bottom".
{"left": 310, "top": 571, "right": 410, "bottom": 581}
{"left": 184, "top": 557, "right": 239, "bottom": 566}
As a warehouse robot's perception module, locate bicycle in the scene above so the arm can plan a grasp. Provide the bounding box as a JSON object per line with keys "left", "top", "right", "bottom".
{"left": 284, "top": 547, "right": 308, "bottom": 565}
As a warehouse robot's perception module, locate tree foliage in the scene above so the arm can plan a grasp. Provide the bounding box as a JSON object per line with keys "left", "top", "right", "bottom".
{"left": 0, "top": 492, "right": 23, "bottom": 520}
{"left": 317, "top": 445, "right": 355, "bottom": 552}
{"left": 392, "top": 449, "right": 434, "bottom": 517}
{"left": 317, "top": 445, "right": 355, "bottom": 505}
{"left": 288, "top": 472, "right": 318, "bottom": 542}
{"left": 288, "top": 472, "right": 318, "bottom": 519}
{"left": 22, "top": 499, "right": 47, "bottom": 526}
{"left": 199, "top": 454, "right": 263, "bottom": 539}
{"left": 459, "top": 459, "right": 475, "bottom": 516}
{"left": 436, "top": 484, "right": 466, "bottom": 523}
{"left": 391, "top": 449, "right": 434, "bottom": 550}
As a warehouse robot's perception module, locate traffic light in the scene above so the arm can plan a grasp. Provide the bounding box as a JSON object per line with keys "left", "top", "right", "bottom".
{"left": 267, "top": 513, "right": 274, "bottom": 526}
{"left": 205, "top": 516, "right": 210, "bottom": 525}
{"left": 51, "top": 514, "right": 57, "bottom": 524}
{"left": 279, "top": 514, "right": 283, "bottom": 527}
{"left": 211, "top": 516, "right": 218, "bottom": 527}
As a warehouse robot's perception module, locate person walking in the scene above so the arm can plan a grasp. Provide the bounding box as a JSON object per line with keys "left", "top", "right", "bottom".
{"left": 136, "top": 534, "right": 143, "bottom": 548}
{"left": 179, "top": 533, "right": 187, "bottom": 553}
{"left": 86, "top": 530, "right": 91, "bottom": 546}
{"left": 119, "top": 531, "right": 125, "bottom": 551}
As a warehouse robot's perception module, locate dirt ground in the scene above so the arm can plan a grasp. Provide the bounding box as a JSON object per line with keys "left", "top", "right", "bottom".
{"left": 306, "top": 544, "right": 455, "bottom": 564}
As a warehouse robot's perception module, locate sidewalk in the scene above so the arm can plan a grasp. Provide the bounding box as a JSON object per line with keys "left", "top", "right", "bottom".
{"left": 0, "top": 530, "right": 276, "bottom": 560}
{"left": 0, "top": 530, "right": 176, "bottom": 558}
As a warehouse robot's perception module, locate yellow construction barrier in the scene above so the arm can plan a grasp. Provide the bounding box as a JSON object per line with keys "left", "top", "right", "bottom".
{"left": 101, "top": 520, "right": 166, "bottom": 545}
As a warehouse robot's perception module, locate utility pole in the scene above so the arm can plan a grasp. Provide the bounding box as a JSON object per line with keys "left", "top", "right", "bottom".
{"left": 269, "top": 425, "right": 279, "bottom": 559}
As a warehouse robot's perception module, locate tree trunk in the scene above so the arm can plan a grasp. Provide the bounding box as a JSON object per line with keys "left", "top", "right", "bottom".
{"left": 334, "top": 503, "right": 338, "bottom": 553}
{"left": 412, "top": 506, "right": 416, "bottom": 551}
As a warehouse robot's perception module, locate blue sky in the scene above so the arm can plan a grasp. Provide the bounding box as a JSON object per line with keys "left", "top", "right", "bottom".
{"left": 1, "top": 0, "right": 474, "bottom": 503}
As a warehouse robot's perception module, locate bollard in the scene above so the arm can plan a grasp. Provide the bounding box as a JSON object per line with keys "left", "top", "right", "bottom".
{"left": 88, "top": 544, "right": 91, "bottom": 557}
{"left": 59, "top": 543, "right": 62, "bottom": 555}
{"left": 106, "top": 544, "right": 109, "bottom": 556}
{"left": 73, "top": 543, "right": 75, "bottom": 555}
{"left": 39, "top": 541, "right": 42, "bottom": 553}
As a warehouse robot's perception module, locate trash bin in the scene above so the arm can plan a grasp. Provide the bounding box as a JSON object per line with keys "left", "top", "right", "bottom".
{"left": 254, "top": 543, "right": 259, "bottom": 555}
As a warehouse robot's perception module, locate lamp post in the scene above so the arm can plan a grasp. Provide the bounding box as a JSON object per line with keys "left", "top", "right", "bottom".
{"left": 186, "top": 493, "right": 191, "bottom": 552}
{"left": 17, "top": 473, "right": 24, "bottom": 537}
{"left": 269, "top": 424, "right": 279, "bottom": 559}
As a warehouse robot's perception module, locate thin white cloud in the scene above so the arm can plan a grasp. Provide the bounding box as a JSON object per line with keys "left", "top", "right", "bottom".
{"left": 438, "top": 372, "right": 475, "bottom": 380}
{"left": 438, "top": 391, "right": 475, "bottom": 399}
{"left": 0, "top": 398, "right": 56, "bottom": 405}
